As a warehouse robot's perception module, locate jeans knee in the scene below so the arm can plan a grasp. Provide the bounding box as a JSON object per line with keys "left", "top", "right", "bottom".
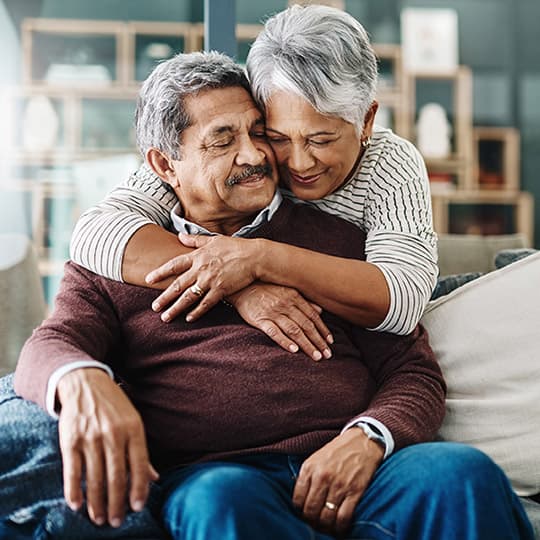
{"left": 402, "top": 442, "right": 505, "bottom": 495}
{"left": 164, "top": 464, "right": 266, "bottom": 526}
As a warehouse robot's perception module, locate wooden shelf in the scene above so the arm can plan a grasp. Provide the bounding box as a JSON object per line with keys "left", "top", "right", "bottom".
{"left": 473, "top": 126, "right": 520, "bottom": 191}
{"left": 374, "top": 44, "right": 409, "bottom": 137}
{"left": 432, "top": 191, "right": 534, "bottom": 245}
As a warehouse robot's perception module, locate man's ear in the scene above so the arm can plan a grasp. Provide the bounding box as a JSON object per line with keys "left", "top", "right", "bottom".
{"left": 362, "top": 100, "right": 379, "bottom": 139}
{"left": 146, "top": 148, "right": 180, "bottom": 188}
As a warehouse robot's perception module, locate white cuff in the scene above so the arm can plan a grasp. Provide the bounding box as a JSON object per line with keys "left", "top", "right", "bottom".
{"left": 46, "top": 361, "right": 114, "bottom": 418}
{"left": 341, "top": 416, "right": 395, "bottom": 459}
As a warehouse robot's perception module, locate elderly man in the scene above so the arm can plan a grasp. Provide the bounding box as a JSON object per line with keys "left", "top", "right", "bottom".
{"left": 4, "top": 52, "right": 533, "bottom": 540}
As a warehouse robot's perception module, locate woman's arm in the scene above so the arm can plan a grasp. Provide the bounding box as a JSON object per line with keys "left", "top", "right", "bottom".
{"left": 362, "top": 137, "right": 438, "bottom": 334}
{"left": 69, "top": 165, "right": 331, "bottom": 358}
{"left": 70, "top": 164, "right": 183, "bottom": 283}
{"left": 145, "top": 234, "right": 390, "bottom": 329}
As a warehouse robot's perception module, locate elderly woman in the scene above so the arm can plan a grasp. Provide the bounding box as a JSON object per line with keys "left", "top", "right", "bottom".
{"left": 70, "top": 5, "right": 437, "bottom": 358}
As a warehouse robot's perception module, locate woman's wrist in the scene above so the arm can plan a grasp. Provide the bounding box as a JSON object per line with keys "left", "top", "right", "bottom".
{"left": 251, "top": 238, "right": 271, "bottom": 281}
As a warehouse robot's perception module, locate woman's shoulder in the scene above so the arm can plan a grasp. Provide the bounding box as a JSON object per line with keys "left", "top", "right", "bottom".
{"left": 362, "top": 126, "right": 426, "bottom": 181}
{"left": 371, "top": 126, "right": 422, "bottom": 160}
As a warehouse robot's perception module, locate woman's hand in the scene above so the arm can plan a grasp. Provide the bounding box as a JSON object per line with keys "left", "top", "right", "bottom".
{"left": 293, "top": 427, "right": 384, "bottom": 536}
{"left": 228, "top": 283, "right": 333, "bottom": 361}
{"left": 146, "top": 234, "right": 261, "bottom": 322}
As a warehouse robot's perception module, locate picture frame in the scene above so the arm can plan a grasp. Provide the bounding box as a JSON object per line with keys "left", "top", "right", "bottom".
{"left": 401, "top": 8, "right": 459, "bottom": 74}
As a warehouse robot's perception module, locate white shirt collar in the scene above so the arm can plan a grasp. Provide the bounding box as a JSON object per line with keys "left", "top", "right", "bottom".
{"left": 170, "top": 191, "right": 283, "bottom": 237}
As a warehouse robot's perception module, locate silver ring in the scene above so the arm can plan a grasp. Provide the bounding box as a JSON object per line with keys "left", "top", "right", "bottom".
{"left": 324, "top": 501, "right": 338, "bottom": 512}
{"left": 190, "top": 284, "right": 205, "bottom": 297}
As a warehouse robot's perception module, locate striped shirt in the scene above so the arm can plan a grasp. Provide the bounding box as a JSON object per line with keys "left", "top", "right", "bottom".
{"left": 70, "top": 126, "right": 437, "bottom": 335}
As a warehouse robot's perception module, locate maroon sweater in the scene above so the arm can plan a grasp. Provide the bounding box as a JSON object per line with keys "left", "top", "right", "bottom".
{"left": 15, "top": 200, "right": 445, "bottom": 472}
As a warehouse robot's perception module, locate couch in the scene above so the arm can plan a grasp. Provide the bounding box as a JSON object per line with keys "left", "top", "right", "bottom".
{"left": 0, "top": 234, "right": 46, "bottom": 377}
{"left": 422, "top": 234, "right": 540, "bottom": 537}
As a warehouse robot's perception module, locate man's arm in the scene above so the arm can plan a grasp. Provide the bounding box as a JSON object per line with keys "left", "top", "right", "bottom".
{"left": 292, "top": 324, "right": 446, "bottom": 535}
{"left": 349, "top": 323, "right": 446, "bottom": 448}
{"left": 14, "top": 262, "right": 157, "bottom": 528}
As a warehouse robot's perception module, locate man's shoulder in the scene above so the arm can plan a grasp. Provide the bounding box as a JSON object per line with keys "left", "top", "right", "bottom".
{"left": 64, "top": 261, "right": 127, "bottom": 293}
{"left": 62, "top": 261, "right": 153, "bottom": 311}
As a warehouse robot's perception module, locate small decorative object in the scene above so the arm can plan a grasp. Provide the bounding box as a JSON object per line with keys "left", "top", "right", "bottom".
{"left": 416, "top": 103, "right": 452, "bottom": 159}
{"left": 401, "top": 8, "right": 458, "bottom": 73}
{"left": 22, "top": 95, "right": 59, "bottom": 151}
{"left": 137, "top": 42, "right": 174, "bottom": 80}
{"left": 45, "top": 45, "right": 111, "bottom": 85}
{"left": 428, "top": 172, "right": 455, "bottom": 194}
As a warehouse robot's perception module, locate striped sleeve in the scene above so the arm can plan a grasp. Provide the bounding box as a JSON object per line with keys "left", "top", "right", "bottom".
{"left": 364, "top": 139, "right": 438, "bottom": 335}
{"left": 70, "top": 164, "right": 177, "bottom": 281}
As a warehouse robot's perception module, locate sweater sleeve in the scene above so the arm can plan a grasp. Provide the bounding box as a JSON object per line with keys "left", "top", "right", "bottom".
{"left": 69, "top": 163, "right": 177, "bottom": 282}
{"left": 364, "top": 138, "right": 438, "bottom": 335}
{"left": 14, "top": 262, "right": 121, "bottom": 410}
{"left": 350, "top": 324, "right": 446, "bottom": 451}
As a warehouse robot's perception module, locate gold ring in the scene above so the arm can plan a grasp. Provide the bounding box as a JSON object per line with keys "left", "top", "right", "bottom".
{"left": 190, "top": 284, "right": 204, "bottom": 297}
{"left": 324, "top": 501, "right": 338, "bottom": 512}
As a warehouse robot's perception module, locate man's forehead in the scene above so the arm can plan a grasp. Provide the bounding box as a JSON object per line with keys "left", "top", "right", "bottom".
{"left": 184, "top": 87, "right": 264, "bottom": 135}
{"left": 204, "top": 114, "right": 264, "bottom": 136}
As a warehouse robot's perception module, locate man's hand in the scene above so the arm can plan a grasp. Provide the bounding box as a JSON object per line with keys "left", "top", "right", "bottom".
{"left": 57, "top": 368, "right": 159, "bottom": 528}
{"left": 146, "top": 234, "right": 261, "bottom": 323}
{"left": 293, "top": 427, "right": 384, "bottom": 536}
{"left": 228, "top": 283, "right": 333, "bottom": 361}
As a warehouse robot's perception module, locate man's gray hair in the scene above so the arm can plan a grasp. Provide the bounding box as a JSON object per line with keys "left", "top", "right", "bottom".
{"left": 135, "top": 51, "right": 251, "bottom": 159}
{"left": 246, "top": 4, "right": 378, "bottom": 133}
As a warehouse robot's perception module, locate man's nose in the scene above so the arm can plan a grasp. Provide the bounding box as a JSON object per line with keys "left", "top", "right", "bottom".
{"left": 236, "top": 135, "right": 265, "bottom": 165}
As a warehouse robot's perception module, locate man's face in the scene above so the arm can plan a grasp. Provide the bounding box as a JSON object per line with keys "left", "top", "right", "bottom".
{"left": 166, "top": 86, "right": 278, "bottom": 233}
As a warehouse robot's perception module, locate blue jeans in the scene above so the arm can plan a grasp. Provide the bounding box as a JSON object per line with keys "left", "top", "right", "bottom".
{"left": 0, "top": 375, "right": 167, "bottom": 540}
{"left": 159, "top": 447, "right": 534, "bottom": 540}
{"left": 0, "top": 375, "right": 534, "bottom": 540}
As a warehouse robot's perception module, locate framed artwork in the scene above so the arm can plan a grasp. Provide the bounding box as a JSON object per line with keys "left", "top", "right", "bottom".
{"left": 401, "top": 8, "right": 458, "bottom": 74}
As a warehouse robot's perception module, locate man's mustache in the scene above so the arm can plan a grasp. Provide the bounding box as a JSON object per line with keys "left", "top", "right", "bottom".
{"left": 225, "top": 164, "right": 273, "bottom": 187}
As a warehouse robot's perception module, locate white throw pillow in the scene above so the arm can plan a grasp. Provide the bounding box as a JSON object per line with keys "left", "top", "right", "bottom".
{"left": 421, "top": 252, "right": 540, "bottom": 496}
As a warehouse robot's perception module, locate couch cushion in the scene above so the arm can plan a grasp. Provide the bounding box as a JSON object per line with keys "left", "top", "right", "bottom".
{"left": 437, "top": 233, "right": 528, "bottom": 276}
{"left": 421, "top": 252, "right": 540, "bottom": 496}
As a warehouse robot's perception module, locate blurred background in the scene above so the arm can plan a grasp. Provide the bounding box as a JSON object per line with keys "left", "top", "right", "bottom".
{"left": 0, "top": 0, "right": 538, "bottom": 308}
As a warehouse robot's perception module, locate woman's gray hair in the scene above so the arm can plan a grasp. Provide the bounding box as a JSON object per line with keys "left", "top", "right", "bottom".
{"left": 246, "top": 4, "right": 378, "bottom": 133}
{"left": 135, "top": 51, "right": 251, "bottom": 159}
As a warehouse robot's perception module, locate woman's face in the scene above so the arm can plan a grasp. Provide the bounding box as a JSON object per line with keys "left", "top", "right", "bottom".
{"left": 265, "top": 90, "right": 375, "bottom": 200}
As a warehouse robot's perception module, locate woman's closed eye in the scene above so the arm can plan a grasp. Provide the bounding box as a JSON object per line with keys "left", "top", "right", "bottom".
{"left": 309, "top": 138, "right": 336, "bottom": 147}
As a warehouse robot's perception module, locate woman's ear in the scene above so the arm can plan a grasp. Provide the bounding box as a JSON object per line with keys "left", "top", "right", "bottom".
{"left": 362, "top": 101, "right": 379, "bottom": 138}
{"left": 146, "top": 148, "right": 180, "bottom": 188}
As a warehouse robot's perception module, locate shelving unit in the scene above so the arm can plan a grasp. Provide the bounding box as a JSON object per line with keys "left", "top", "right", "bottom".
{"left": 404, "top": 63, "right": 532, "bottom": 244}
